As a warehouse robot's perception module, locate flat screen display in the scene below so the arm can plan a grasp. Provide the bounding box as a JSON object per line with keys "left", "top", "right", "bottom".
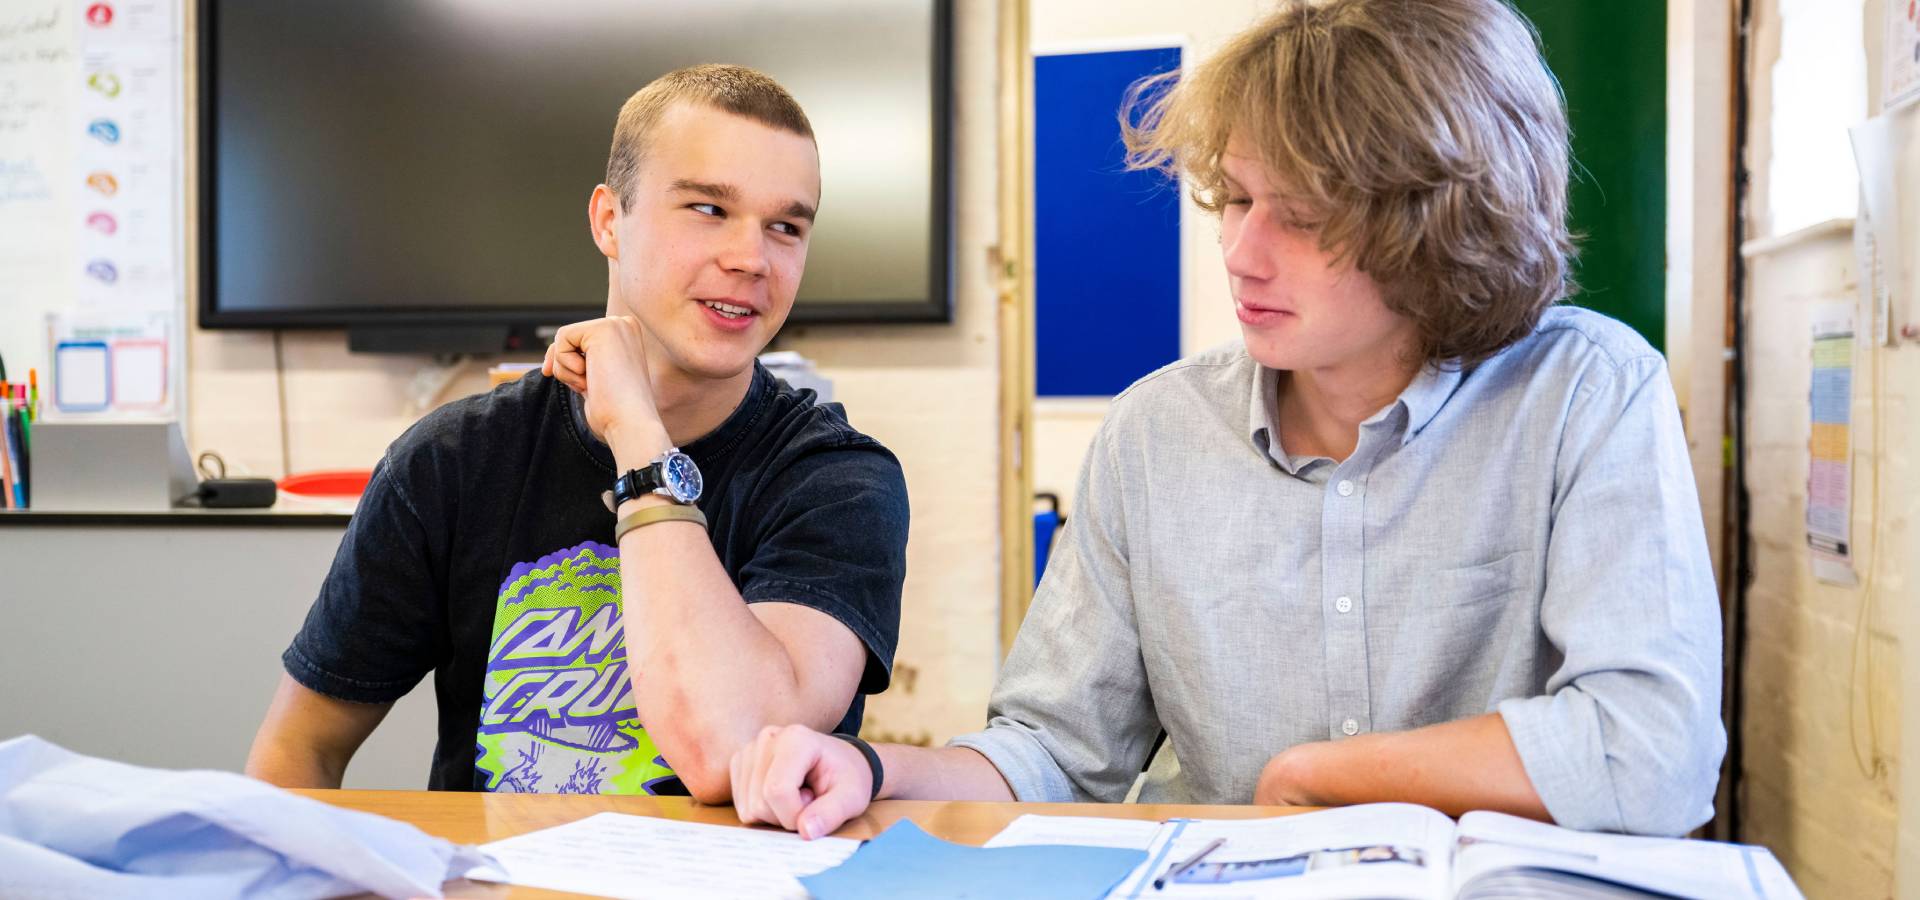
{"left": 199, "top": 0, "right": 950, "bottom": 329}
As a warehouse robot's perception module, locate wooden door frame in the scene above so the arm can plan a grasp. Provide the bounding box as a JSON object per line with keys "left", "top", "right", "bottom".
{"left": 996, "top": 0, "right": 1037, "bottom": 655}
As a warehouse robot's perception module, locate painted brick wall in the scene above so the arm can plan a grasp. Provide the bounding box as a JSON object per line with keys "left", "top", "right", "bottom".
{"left": 1739, "top": 227, "right": 1906, "bottom": 899}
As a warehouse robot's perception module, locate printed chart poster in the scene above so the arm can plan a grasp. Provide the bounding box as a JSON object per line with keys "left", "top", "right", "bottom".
{"left": 1889, "top": 0, "right": 1920, "bottom": 112}
{"left": 1808, "top": 305, "right": 1857, "bottom": 586}
{"left": 47, "top": 309, "right": 170, "bottom": 416}
{"left": 71, "top": 0, "right": 180, "bottom": 315}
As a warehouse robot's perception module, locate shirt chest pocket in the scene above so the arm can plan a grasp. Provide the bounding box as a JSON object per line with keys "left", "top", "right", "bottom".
{"left": 1369, "top": 551, "right": 1533, "bottom": 677}
{"left": 1426, "top": 551, "right": 1530, "bottom": 608}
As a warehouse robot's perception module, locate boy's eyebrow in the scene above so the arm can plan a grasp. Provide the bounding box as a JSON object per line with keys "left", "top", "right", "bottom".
{"left": 670, "top": 178, "right": 815, "bottom": 224}
{"left": 669, "top": 179, "right": 741, "bottom": 203}
{"left": 781, "top": 200, "right": 817, "bottom": 223}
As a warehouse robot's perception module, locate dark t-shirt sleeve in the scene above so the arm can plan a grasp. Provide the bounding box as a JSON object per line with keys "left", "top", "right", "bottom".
{"left": 736, "top": 441, "right": 909, "bottom": 695}
{"left": 282, "top": 452, "right": 448, "bottom": 704}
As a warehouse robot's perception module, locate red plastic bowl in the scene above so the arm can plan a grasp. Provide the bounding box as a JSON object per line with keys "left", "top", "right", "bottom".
{"left": 278, "top": 469, "right": 373, "bottom": 498}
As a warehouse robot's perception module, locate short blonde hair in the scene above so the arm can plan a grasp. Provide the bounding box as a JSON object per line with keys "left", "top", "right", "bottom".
{"left": 605, "top": 64, "right": 815, "bottom": 210}
{"left": 1123, "top": 0, "right": 1576, "bottom": 367}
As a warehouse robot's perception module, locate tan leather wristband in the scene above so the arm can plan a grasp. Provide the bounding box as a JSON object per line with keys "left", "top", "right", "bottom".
{"left": 613, "top": 503, "right": 707, "bottom": 542}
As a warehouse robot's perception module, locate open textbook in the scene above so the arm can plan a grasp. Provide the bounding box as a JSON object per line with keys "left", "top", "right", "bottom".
{"left": 986, "top": 803, "right": 1802, "bottom": 900}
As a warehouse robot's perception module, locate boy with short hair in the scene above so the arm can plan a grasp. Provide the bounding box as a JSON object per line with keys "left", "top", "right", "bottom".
{"left": 248, "top": 65, "right": 910, "bottom": 803}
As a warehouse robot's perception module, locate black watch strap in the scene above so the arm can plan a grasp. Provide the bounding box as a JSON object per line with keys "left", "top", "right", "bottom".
{"left": 832, "top": 732, "right": 884, "bottom": 802}
{"left": 612, "top": 465, "right": 662, "bottom": 508}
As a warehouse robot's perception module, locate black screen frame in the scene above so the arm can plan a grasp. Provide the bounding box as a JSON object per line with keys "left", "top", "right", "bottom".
{"left": 195, "top": 0, "right": 955, "bottom": 331}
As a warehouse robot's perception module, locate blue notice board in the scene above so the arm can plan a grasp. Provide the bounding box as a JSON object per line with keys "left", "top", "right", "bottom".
{"left": 1035, "top": 46, "right": 1183, "bottom": 397}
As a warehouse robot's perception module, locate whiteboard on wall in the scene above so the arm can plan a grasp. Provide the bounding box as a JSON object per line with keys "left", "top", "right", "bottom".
{"left": 0, "top": 1, "right": 183, "bottom": 418}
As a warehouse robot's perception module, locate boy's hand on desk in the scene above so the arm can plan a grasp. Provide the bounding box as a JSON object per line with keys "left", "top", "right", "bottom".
{"left": 543, "top": 316, "right": 670, "bottom": 457}
{"left": 730, "top": 724, "right": 873, "bottom": 840}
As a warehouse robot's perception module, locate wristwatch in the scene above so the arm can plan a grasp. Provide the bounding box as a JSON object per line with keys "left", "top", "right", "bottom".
{"left": 612, "top": 447, "right": 704, "bottom": 507}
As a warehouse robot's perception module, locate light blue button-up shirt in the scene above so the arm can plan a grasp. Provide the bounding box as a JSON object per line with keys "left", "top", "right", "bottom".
{"left": 951, "top": 306, "right": 1725, "bottom": 836}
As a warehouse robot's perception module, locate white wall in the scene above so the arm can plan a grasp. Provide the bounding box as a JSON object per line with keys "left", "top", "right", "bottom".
{"left": 1738, "top": 2, "right": 1920, "bottom": 897}
{"left": 1738, "top": 223, "right": 1904, "bottom": 900}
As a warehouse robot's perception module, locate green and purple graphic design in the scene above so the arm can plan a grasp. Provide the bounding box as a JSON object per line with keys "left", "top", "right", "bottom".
{"left": 476, "top": 541, "right": 677, "bottom": 794}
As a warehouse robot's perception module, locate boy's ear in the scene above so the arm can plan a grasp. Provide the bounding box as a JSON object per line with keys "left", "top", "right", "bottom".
{"left": 587, "top": 184, "right": 621, "bottom": 260}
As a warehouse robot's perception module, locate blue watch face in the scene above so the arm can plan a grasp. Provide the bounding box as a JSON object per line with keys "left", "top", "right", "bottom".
{"left": 663, "top": 452, "right": 703, "bottom": 503}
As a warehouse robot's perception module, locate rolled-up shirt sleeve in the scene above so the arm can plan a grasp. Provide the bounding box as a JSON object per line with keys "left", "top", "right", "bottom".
{"left": 949, "top": 420, "right": 1162, "bottom": 803}
{"left": 1498, "top": 354, "right": 1726, "bottom": 836}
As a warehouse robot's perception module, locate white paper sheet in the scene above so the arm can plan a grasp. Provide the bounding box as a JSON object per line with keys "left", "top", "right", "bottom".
{"left": 466, "top": 811, "right": 860, "bottom": 900}
{"left": 1885, "top": 0, "right": 1920, "bottom": 112}
{"left": 110, "top": 338, "right": 164, "bottom": 408}
{"left": 1850, "top": 111, "right": 1916, "bottom": 342}
{"left": 985, "top": 814, "right": 1163, "bottom": 850}
{"left": 1854, "top": 204, "right": 1891, "bottom": 345}
{"left": 53, "top": 340, "right": 109, "bottom": 410}
{"left": 0, "top": 735, "right": 492, "bottom": 899}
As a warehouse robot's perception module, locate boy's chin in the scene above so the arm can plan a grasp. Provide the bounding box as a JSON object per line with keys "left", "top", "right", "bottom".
{"left": 1241, "top": 334, "right": 1309, "bottom": 372}
{"left": 663, "top": 339, "right": 765, "bottom": 381}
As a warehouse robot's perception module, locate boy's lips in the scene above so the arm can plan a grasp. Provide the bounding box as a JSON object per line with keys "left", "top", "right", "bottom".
{"left": 695, "top": 297, "right": 760, "bottom": 332}
{"left": 1235, "top": 298, "right": 1294, "bottom": 327}
{"left": 695, "top": 295, "right": 760, "bottom": 312}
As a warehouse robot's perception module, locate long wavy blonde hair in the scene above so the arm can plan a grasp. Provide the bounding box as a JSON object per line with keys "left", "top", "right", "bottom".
{"left": 1123, "top": 0, "right": 1577, "bottom": 367}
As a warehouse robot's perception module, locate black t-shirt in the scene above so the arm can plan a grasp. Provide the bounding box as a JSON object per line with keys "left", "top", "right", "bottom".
{"left": 283, "top": 363, "right": 909, "bottom": 793}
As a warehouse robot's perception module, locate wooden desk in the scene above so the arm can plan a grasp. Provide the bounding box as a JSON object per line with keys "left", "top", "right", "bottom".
{"left": 300, "top": 789, "right": 1314, "bottom": 899}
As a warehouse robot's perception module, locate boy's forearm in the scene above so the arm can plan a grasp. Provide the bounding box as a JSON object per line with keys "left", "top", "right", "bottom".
{"left": 875, "top": 744, "right": 1018, "bottom": 803}
{"left": 619, "top": 512, "right": 831, "bottom": 801}
{"left": 245, "top": 739, "right": 347, "bottom": 789}
{"left": 1272, "top": 713, "right": 1550, "bottom": 819}
{"left": 244, "top": 676, "right": 387, "bottom": 790}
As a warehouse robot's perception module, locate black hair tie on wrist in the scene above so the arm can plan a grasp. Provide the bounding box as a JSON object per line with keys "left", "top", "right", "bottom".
{"left": 832, "top": 732, "right": 884, "bottom": 802}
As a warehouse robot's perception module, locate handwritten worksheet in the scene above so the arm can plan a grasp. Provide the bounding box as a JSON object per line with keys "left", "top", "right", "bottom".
{"left": 467, "top": 812, "right": 860, "bottom": 900}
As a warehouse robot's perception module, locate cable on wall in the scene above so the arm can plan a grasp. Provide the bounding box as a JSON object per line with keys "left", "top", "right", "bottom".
{"left": 1846, "top": 305, "right": 1889, "bottom": 785}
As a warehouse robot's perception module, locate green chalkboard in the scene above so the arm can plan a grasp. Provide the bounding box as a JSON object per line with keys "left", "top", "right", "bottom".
{"left": 1512, "top": 1, "right": 1668, "bottom": 352}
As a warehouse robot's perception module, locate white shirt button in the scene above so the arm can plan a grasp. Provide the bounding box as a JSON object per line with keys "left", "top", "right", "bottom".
{"left": 1336, "top": 479, "right": 1355, "bottom": 497}
{"left": 1335, "top": 596, "right": 1353, "bottom": 614}
{"left": 1342, "top": 718, "right": 1360, "bottom": 736}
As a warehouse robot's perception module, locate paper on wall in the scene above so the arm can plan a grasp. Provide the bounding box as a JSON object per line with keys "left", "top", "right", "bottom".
{"left": 1886, "top": 0, "right": 1920, "bottom": 112}
{"left": 72, "top": 0, "right": 180, "bottom": 317}
{"left": 1854, "top": 201, "right": 1892, "bottom": 346}
{"left": 46, "top": 309, "right": 168, "bottom": 417}
{"left": 1850, "top": 110, "right": 1914, "bottom": 344}
{"left": 1808, "top": 303, "right": 1857, "bottom": 587}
